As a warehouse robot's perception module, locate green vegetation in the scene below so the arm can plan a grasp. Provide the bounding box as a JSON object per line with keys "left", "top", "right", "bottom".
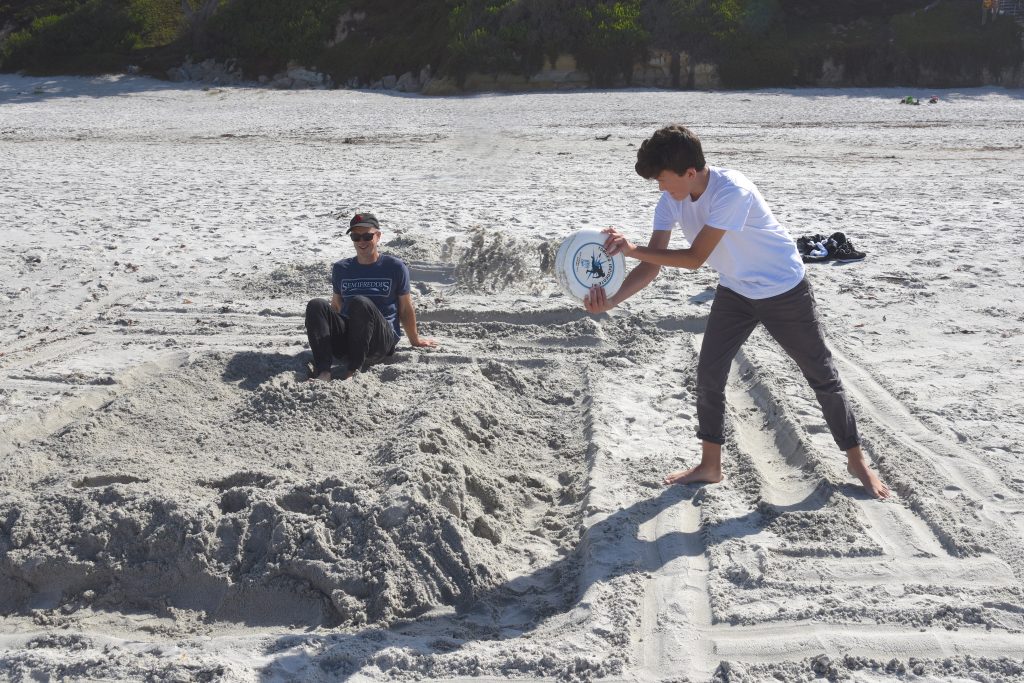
{"left": 1, "top": 0, "right": 1021, "bottom": 88}
{"left": 892, "top": 2, "right": 1024, "bottom": 80}
{"left": 317, "top": 0, "right": 452, "bottom": 85}
{"left": 571, "top": 2, "right": 648, "bottom": 86}
{"left": 204, "top": 0, "right": 345, "bottom": 74}
{"left": 1, "top": 0, "right": 182, "bottom": 74}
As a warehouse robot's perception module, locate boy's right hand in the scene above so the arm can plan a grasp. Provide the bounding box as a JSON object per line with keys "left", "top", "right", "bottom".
{"left": 602, "top": 227, "right": 636, "bottom": 257}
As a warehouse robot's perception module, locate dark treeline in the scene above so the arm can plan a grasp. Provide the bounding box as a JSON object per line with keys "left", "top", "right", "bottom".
{"left": 1, "top": 0, "right": 1021, "bottom": 87}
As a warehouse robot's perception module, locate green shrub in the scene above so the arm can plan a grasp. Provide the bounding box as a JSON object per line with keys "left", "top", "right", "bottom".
{"left": 445, "top": 0, "right": 526, "bottom": 81}
{"left": 778, "top": 0, "right": 919, "bottom": 23}
{"left": 203, "top": 0, "right": 344, "bottom": 74}
{"left": 3, "top": 1, "right": 141, "bottom": 73}
{"left": 891, "top": 1, "right": 1023, "bottom": 83}
{"left": 783, "top": 17, "right": 893, "bottom": 86}
{"left": 317, "top": 0, "right": 450, "bottom": 84}
{"left": 130, "top": 0, "right": 183, "bottom": 48}
{"left": 2, "top": 0, "right": 1021, "bottom": 88}
{"left": 1, "top": 0, "right": 183, "bottom": 73}
{"left": 572, "top": 1, "right": 648, "bottom": 86}
{"left": 718, "top": 35, "right": 796, "bottom": 87}
{"left": 715, "top": 0, "right": 797, "bottom": 88}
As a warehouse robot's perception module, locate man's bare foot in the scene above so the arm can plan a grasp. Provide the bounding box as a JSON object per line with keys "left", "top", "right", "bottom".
{"left": 663, "top": 463, "right": 723, "bottom": 486}
{"left": 847, "top": 457, "right": 891, "bottom": 499}
{"left": 308, "top": 370, "right": 332, "bottom": 382}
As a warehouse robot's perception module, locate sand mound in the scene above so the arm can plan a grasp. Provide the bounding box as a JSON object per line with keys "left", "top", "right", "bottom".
{"left": 0, "top": 350, "right": 589, "bottom": 628}
{"left": 244, "top": 262, "right": 331, "bottom": 300}
{"left": 450, "top": 229, "right": 554, "bottom": 294}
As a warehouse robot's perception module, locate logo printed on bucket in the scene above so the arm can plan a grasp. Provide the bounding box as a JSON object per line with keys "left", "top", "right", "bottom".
{"left": 571, "top": 244, "right": 616, "bottom": 289}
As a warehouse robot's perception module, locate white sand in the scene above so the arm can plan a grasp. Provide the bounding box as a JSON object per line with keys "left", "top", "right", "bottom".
{"left": 1, "top": 74, "right": 1023, "bottom": 682}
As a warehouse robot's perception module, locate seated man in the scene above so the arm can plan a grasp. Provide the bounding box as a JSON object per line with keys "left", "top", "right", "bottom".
{"left": 305, "top": 212, "right": 435, "bottom": 380}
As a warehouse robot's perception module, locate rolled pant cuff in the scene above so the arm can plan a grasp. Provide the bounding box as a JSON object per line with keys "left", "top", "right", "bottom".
{"left": 696, "top": 430, "right": 725, "bottom": 446}
{"left": 836, "top": 436, "right": 861, "bottom": 451}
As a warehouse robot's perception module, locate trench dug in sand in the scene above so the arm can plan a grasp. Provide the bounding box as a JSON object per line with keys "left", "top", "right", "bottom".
{"left": 0, "top": 313, "right": 622, "bottom": 630}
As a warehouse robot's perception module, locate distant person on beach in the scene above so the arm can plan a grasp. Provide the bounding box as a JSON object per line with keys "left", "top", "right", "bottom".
{"left": 582, "top": 125, "right": 890, "bottom": 499}
{"left": 305, "top": 212, "right": 436, "bottom": 380}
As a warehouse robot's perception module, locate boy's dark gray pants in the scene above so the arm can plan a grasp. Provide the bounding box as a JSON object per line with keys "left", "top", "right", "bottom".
{"left": 696, "top": 278, "right": 860, "bottom": 451}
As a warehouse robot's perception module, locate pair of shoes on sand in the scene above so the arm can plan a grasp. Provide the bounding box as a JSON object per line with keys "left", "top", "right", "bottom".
{"left": 797, "top": 232, "right": 866, "bottom": 264}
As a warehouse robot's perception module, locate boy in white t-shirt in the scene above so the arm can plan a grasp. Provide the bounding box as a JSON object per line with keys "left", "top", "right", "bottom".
{"left": 584, "top": 125, "right": 890, "bottom": 499}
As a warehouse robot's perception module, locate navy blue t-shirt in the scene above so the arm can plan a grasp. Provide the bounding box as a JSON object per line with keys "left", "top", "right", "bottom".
{"left": 331, "top": 255, "right": 410, "bottom": 338}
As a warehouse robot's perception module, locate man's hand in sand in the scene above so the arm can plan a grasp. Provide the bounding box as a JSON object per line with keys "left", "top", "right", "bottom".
{"left": 601, "top": 227, "right": 637, "bottom": 257}
{"left": 584, "top": 285, "right": 615, "bottom": 314}
{"left": 409, "top": 336, "right": 438, "bottom": 349}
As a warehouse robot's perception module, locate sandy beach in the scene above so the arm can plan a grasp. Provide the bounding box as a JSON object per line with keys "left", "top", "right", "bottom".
{"left": 1, "top": 74, "right": 1023, "bottom": 681}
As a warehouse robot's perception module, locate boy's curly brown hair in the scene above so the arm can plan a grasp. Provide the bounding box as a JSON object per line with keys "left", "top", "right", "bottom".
{"left": 635, "top": 125, "right": 706, "bottom": 179}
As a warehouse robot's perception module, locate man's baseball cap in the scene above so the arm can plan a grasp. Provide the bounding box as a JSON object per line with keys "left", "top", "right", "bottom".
{"left": 347, "top": 212, "right": 380, "bottom": 233}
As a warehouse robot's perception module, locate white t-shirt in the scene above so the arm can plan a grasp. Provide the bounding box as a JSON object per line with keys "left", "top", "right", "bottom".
{"left": 653, "top": 167, "right": 805, "bottom": 299}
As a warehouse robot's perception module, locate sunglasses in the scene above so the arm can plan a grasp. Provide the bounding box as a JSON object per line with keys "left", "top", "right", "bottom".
{"left": 350, "top": 232, "right": 378, "bottom": 242}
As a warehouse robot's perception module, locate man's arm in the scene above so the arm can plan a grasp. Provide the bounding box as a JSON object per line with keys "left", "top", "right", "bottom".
{"left": 584, "top": 230, "right": 672, "bottom": 313}
{"left": 606, "top": 225, "right": 727, "bottom": 270}
{"left": 398, "top": 293, "right": 437, "bottom": 348}
{"left": 331, "top": 292, "right": 342, "bottom": 313}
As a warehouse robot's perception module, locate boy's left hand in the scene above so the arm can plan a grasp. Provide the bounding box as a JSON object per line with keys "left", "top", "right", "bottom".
{"left": 584, "top": 285, "right": 615, "bottom": 313}
{"left": 602, "top": 227, "right": 636, "bottom": 257}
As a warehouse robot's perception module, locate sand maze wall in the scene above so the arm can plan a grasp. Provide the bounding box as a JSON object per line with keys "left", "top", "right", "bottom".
{"left": 0, "top": 317, "right": 610, "bottom": 629}
{"left": 576, "top": 324, "right": 1024, "bottom": 681}
{"left": 690, "top": 331, "right": 1024, "bottom": 668}
{"left": 2, "top": 296, "right": 1023, "bottom": 680}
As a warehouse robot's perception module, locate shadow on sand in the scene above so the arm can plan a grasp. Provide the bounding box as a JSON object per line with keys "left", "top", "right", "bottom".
{"left": 0, "top": 73, "right": 232, "bottom": 104}
{"left": 221, "top": 348, "right": 410, "bottom": 391}
{"left": 255, "top": 482, "right": 827, "bottom": 680}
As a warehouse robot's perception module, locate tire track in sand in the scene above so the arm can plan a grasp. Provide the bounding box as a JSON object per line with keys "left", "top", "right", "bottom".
{"left": 824, "top": 344, "right": 1024, "bottom": 584}
{"left": 706, "top": 334, "right": 1024, "bottom": 655}
{"left": 583, "top": 323, "right": 1022, "bottom": 679}
{"left": 583, "top": 333, "right": 715, "bottom": 681}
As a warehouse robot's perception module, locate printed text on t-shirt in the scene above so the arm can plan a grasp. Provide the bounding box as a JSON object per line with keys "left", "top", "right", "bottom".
{"left": 341, "top": 279, "right": 393, "bottom": 296}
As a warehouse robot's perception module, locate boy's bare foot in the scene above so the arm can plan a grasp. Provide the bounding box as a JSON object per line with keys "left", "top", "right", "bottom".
{"left": 663, "top": 463, "right": 723, "bottom": 486}
{"left": 308, "top": 370, "right": 332, "bottom": 382}
{"left": 847, "top": 455, "right": 891, "bottom": 499}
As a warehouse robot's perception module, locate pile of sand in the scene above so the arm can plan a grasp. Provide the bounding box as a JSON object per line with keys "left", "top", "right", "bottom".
{"left": 1, "top": 348, "right": 591, "bottom": 630}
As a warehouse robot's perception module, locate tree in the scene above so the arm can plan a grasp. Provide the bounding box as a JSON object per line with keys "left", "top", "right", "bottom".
{"left": 181, "top": 0, "right": 218, "bottom": 51}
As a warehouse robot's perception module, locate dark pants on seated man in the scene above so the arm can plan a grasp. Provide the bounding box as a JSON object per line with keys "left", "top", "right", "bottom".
{"left": 304, "top": 296, "right": 398, "bottom": 376}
